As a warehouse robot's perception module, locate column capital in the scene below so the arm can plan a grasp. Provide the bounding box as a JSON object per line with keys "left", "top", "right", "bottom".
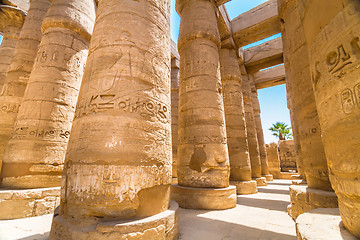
{"left": 0, "top": 5, "right": 26, "bottom": 38}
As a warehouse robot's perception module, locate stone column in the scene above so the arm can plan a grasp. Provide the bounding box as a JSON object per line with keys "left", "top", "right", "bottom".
{"left": 171, "top": 57, "right": 179, "bottom": 181}
{"left": 279, "top": 0, "right": 337, "bottom": 221}
{"left": 171, "top": 0, "right": 236, "bottom": 210}
{"left": 240, "top": 65, "right": 266, "bottom": 186}
{"left": 50, "top": 0, "right": 179, "bottom": 239}
{"left": 0, "top": 0, "right": 96, "bottom": 189}
{"left": 220, "top": 47, "right": 257, "bottom": 195}
{"left": 0, "top": 6, "right": 25, "bottom": 95}
{"left": 299, "top": 0, "right": 360, "bottom": 237}
{"left": 266, "top": 143, "right": 281, "bottom": 178}
{"left": 251, "top": 85, "right": 273, "bottom": 181}
{"left": 0, "top": 0, "right": 50, "bottom": 181}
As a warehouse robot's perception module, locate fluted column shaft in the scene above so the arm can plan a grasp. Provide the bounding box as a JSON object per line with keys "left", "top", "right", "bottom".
{"left": 0, "top": 0, "right": 96, "bottom": 189}
{"left": 0, "top": 0, "right": 50, "bottom": 178}
{"left": 176, "top": 0, "right": 230, "bottom": 188}
{"left": 220, "top": 48, "right": 251, "bottom": 181}
{"left": 240, "top": 65, "right": 261, "bottom": 178}
{"left": 279, "top": 0, "right": 332, "bottom": 191}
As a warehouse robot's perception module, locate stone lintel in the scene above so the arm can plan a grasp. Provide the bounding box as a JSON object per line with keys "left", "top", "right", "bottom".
{"left": 0, "top": 187, "right": 60, "bottom": 220}
{"left": 171, "top": 184, "right": 236, "bottom": 210}
{"left": 171, "top": 39, "right": 179, "bottom": 60}
{"left": 50, "top": 201, "right": 179, "bottom": 240}
{"left": 231, "top": 0, "right": 280, "bottom": 47}
{"left": 252, "top": 64, "right": 285, "bottom": 89}
{"left": 230, "top": 180, "right": 257, "bottom": 195}
{"left": 288, "top": 185, "right": 338, "bottom": 220}
{"left": 216, "top": 0, "right": 231, "bottom": 6}
{"left": 244, "top": 37, "right": 283, "bottom": 73}
{"left": 296, "top": 208, "right": 358, "bottom": 240}
{"left": 2, "top": 0, "right": 30, "bottom": 12}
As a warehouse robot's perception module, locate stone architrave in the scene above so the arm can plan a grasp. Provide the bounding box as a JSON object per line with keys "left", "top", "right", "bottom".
{"left": 172, "top": 0, "right": 236, "bottom": 210}
{"left": 266, "top": 143, "right": 281, "bottom": 178}
{"left": 220, "top": 47, "right": 257, "bottom": 195}
{"left": 0, "top": 6, "right": 25, "bottom": 90}
{"left": 250, "top": 84, "right": 273, "bottom": 181}
{"left": 171, "top": 58, "right": 179, "bottom": 180}
{"left": 0, "top": 0, "right": 50, "bottom": 179}
{"left": 279, "top": 0, "right": 332, "bottom": 191}
{"left": 300, "top": 0, "right": 360, "bottom": 236}
{"left": 50, "top": 0, "right": 179, "bottom": 239}
{"left": 0, "top": 0, "right": 96, "bottom": 189}
{"left": 239, "top": 65, "right": 266, "bottom": 186}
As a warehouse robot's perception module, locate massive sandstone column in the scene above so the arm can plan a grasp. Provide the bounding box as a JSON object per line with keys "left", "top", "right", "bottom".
{"left": 50, "top": 0, "right": 178, "bottom": 239}
{"left": 0, "top": 6, "right": 25, "bottom": 95}
{"left": 279, "top": 0, "right": 337, "bottom": 220}
{"left": 220, "top": 47, "right": 257, "bottom": 195}
{"left": 266, "top": 143, "right": 281, "bottom": 178}
{"left": 171, "top": 57, "right": 179, "bottom": 180}
{"left": 251, "top": 85, "right": 273, "bottom": 181}
{"left": 0, "top": 0, "right": 96, "bottom": 189}
{"left": 299, "top": 0, "right": 360, "bottom": 236}
{"left": 239, "top": 65, "right": 266, "bottom": 186}
{"left": 171, "top": 0, "right": 236, "bottom": 210}
{"left": 0, "top": 0, "right": 50, "bottom": 180}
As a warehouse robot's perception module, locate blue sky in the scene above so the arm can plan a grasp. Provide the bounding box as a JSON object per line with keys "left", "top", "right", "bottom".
{"left": 171, "top": 0, "right": 291, "bottom": 143}
{"left": 0, "top": 0, "right": 290, "bottom": 143}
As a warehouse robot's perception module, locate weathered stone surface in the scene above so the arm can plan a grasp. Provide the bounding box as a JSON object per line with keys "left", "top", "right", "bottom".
{"left": 266, "top": 142, "right": 281, "bottom": 178}
{"left": 49, "top": 3, "right": 174, "bottom": 239}
{"left": 171, "top": 58, "right": 179, "bottom": 178}
{"left": 300, "top": 0, "right": 360, "bottom": 236}
{"left": 255, "top": 177, "right": 267, "bottom": 186}
{"left": 287, "top": 185, "right": 338, "bottom": 220}
{"left": 278, "top": 140, "right": 297, "bottom": 172}
{"left": 296, "top": 208, "right": 359, "bottom": 240}
{"left": 230, "top": 180, "right": 257, "bottom": 195}
{"left": 0, "top": 0, "right": 96, "bottom": 189}
{"left": 240, "top": 65, "right": 261, "bottom": 179}
{"left": 50, "top": 201, "right": 179, "bottom": 240}
{"left": 0, "top": 6, "right": 25, "bottom": 90}
{"left": 0, "top": 187, "right": 60, "bottom": 220}
{"left": 279, "top": 0, "right": 332, "bottom": 191}
{"left": 171, "top": 184, "right": 236, "bottom": 210}
{"left": 252, "top": 64, "right": 285, "bottom": 89}
{"left": 0, "top": 0, "right": 50, "bottom": 177}
{"left": 176, "top": 0, "right": 230, "bottom": 188}
{"left": 220, "top": 48, "right": 252, "bottom": 182}
{"left": 251, "top": 85, "right": 272, "bottom": 181}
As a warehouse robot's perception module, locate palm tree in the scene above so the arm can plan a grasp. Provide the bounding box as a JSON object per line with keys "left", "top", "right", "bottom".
{"left": 269, "top": 122, "right": 292, "bottom": 140}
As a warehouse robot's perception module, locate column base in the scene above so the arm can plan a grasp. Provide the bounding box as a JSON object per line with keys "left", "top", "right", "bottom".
{"left": 172, "top": 178, "right": 178, "bottom": 184}
{"left": 254, "top": 177, "right": 267, "bottom": 186}
{"left": 287, "top": 185, "right": 338, "bottom": 220}
{"left": 171, "top": 184, "right": 236, "bottom": 210}
{"left": 230, "top": 180, "right": 257, "bottom": 195}
{"left": 296, "top": 208, "right": 358, "bottom": 240}
{"left": 49, "top": 201, "right": 179, "bottom": 240}
{"left": 291, "top": 174, "right": 302, "bottom": 180}
{"left": 262, "top": 174, "right": 273, "bottom": 181}
{"left": 292, "top": 179, "right": 307, "bottom": 185}
{"left": 278, "top": 172, "right": 293, "bottom": 179}
{"left": 0, "top": 187, "right": 60, "bottom": 220}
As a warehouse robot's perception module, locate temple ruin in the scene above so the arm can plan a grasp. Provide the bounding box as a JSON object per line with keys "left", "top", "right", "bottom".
{"left": 0, "top": 0, "right": 359, "bottom": 239}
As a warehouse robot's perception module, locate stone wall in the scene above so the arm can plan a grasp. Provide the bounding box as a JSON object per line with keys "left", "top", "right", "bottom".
{"left": 278, "top": 140, "right": 297, "bottom": 172}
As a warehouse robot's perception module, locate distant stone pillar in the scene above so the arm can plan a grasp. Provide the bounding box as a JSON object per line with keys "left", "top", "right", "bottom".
{"left": 279, "top": 0, "right": 338, "bottom": 220}
{"left": 0, "top": 0, "right": 50, "bottom": 181}
{"left": 172, "top": 0, "right": 236, "bottom": 210}
{"left": 266, "top": 143, "right": 281, "bottom": 178}
{"left": 171, "top": 58, "right": 179, "bottom": 180}
{"left": 240, "top": 65, "right": 266, "bottom": 186}
{"left": 0, "top": 6, "right": 25, "bottom": 94}
{"left": 50, "top": 0, "right": 179, "bottom": 238}
{"left": 299, "top": 0, "right": 360, "bottom": 237}
{"left": 250, "top": 85, "right": 273, "bottom": 181}
{"left": 220, "top": 47, "right": 257, "bottom": 195}
{"left": 0, "top": 0, "right": 96, "bottom": 189}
